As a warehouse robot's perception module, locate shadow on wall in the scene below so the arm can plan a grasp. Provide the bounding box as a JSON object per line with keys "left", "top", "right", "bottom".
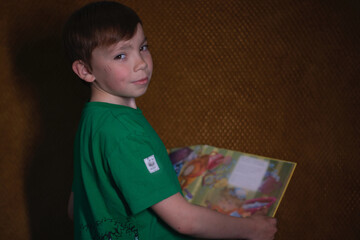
{"left": 7, "top": 4, "right": 88, "bottom": 239}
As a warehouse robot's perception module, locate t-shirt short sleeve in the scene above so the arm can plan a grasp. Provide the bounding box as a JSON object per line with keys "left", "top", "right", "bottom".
{"left": 107, "top": 133, "right": 180, "bottom": 215}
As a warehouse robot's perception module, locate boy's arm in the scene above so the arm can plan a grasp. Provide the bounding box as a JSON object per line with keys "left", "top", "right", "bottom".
{"left": 68, "top": 192, "right": 74, "bottom": 221}
{"left": 151, "top": 192, "right": 277, "bottom": 240}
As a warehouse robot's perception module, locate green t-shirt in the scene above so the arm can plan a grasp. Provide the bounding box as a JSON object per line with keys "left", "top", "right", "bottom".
{"left": 73, "top": 102, "right": 188, "bottom": 240}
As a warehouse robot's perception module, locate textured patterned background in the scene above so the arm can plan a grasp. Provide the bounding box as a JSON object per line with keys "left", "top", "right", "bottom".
{"left": 0, "top": 0, "right": 359, "bottom": 239}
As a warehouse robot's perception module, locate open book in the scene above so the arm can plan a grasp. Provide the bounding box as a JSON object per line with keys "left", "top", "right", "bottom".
{"left": 169, "top": 145, "right": 296, "bottom": 217}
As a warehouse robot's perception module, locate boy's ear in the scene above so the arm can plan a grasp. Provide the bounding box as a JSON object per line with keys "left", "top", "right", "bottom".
{"left": 72, "top": 60, "right": 95, "bottom": 83}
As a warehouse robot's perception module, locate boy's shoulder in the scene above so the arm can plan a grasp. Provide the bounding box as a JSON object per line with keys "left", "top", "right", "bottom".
{"left": 81, "top": 102, "right": 146, "bottom": 139}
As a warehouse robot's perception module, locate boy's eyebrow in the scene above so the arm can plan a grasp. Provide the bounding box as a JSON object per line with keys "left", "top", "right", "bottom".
{"left": 116, "top": 43, "right": 132, "bottom": 51}
{"left": 113, "top": 37, "right": 148, "bottom": 51}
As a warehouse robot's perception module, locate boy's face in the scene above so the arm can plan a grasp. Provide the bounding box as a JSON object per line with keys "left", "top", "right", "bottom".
{"left": 88, "top": 24, "right": 153, "bottom": 107}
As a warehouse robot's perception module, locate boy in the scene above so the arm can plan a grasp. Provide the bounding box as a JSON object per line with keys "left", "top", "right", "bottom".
{"left": 64, "top": 1, "right": 277, "bottom": 239}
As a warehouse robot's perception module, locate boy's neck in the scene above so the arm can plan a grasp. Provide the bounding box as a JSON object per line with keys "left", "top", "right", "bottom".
{"left": 89, "top": 86, "right": 137, "bottom": 109}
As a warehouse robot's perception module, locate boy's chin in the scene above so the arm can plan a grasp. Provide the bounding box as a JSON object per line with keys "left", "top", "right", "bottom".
{"left": 135, "top": 86, "right": 149, "bottom": 97}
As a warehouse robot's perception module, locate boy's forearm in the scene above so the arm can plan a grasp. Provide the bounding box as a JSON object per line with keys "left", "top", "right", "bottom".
{"left": 184, "top": 203, "right": 255, "bottom": 239}
{"left": 152, "top": 193, "right": 276, "bottom": 239}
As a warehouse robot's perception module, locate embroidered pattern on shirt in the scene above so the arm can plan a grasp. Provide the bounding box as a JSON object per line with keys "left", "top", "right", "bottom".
{"left": 144, "top": 155, "right": 160, "bottom": 173}
{"left": 80, "top": 217, "right": 139, "bottom": 240}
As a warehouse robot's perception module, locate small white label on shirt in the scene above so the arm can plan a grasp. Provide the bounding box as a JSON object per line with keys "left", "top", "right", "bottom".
{"left": 144, "top": 155, "right": 160, "bottom": 173}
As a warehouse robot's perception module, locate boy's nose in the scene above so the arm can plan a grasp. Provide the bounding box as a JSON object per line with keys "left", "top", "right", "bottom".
{"left": 134, "top": 55, "right": 147, "bottom": 71}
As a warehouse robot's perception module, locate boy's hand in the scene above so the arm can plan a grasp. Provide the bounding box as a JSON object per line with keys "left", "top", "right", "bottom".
{"left": 247, "top": 208, "right": 277, "bottom": 240}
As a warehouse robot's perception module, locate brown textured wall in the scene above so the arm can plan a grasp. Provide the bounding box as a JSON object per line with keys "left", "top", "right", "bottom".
{"left": 0, "top": 0, "right": 359, "bottom": 239}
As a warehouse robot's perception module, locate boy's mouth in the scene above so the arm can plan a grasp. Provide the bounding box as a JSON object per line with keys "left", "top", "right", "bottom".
{"left": 133, "top": 77, "right": 149, "bottom": 85}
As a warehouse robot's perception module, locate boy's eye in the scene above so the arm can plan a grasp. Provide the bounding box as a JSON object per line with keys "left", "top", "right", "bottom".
{"left": 114, "top": 54, "right": 126, "bottom": 60}
{"left": 140, "top": 45, "right": 149, "bottom": 51}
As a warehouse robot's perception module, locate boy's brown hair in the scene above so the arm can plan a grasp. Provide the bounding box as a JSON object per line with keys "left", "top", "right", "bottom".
{"left": 63, "top": 1, "right": 142, "bottom": 69}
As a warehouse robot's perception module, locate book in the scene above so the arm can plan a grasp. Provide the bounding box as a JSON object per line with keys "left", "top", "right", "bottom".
{"left": 169, "top": 145, "right": 296, "bottom": 217}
